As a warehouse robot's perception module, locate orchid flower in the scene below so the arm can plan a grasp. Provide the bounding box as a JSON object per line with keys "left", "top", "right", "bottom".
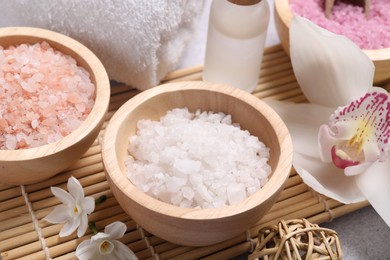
{"left": 44, "top": 176, "right": 95, "bottom": 237}
{"left": 267, "top": 17, "right": 390, "bottom": 226}
{"left": 76, "top": 221, "right": 138, "bottom": 260}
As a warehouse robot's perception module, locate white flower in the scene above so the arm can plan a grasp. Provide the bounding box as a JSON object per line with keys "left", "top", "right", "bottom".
{"left": 44, "top": 176, "right": 95, "bottom": 237}
{"left": 76, "top": 221, "right": 138, "bottom": 260}
{"left": 268, "top": 17, "right": 390, "bottom": 226}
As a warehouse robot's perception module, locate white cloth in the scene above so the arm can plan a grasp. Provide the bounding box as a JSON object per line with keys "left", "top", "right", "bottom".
{"left": 0, "top": 0, "right": 205, "bottom": 90}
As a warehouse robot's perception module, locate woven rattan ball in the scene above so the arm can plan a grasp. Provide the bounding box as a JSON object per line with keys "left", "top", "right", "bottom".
{"left": 249, "top": 219, "right": 343, "bottom": 260}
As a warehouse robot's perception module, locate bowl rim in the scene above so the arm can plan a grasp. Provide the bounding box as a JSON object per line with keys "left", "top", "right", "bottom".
{"left": 274, "top": 0, "right": 390, "bottom": 60}
{"left": 0, "top": 26, "right": 110, "bottom": 160}
{"left": 102, "top": 81, "right": 293, "bottom": 220}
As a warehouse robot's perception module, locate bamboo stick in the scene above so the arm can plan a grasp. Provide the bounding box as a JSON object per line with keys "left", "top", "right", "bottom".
{"left": 133, "top": 247, "right": 154, "bottom": 260}
{"left": 283, "top": 174, "right": 303, "bottom": 189}
{"left": 0, "top": 196, "right": 26, "bottom": 212}
{"left": 110, "top": 84, "right": 134, "bottom": 95}
{"left": 259, "top": 61, "right": 292, "bottom": 79}
{"left": 65, "top": 153, "right": 102, "bottom": 171}
{"left": 162, "top": 65, "right": 203, "bottom": 82}
{"left": 0, "top": 230, "right": 39, "bottom": 251}
{"left": 16, "top": 251, "right": 46, "bottom": 260}
{"left": 284, "top": 94, "right": 307, "bottom": 103}
{"left": 268, "top": 191, "right": 314, "bottom": 213}
{"left": 259, "top": 197, "right": 320, "bottom": 224}
{"left": 261, "top": 55, "right": 291, "bottom": 70}
{"left": 29, "top": 173, "right": 107, "bottom": 210}
{"left": 0, "top": 213, "right": 33, "bottom": 232}
{"left": 308, "top": 200, "right": 369, "bottom": 224}
{"left": 264, "top": 44, "right": 284, "bottom": 55}
{"left": 202, "top": 241, "right": 252, "bottom": 260}
{"left": 50, "top": 251, "right": 76, "bottom": 260}
{"left": 128, "top": 239, "right": 149, "bottom": 254}
{"left": 255, "top": 74, "right": 297, "bottom": 92}
{"left": 262, "top": 50, "right": 287, "bottom": 63}
{"left": 0, "top": 183, "right": 15, "bottom": 192}
{"left": 0, "top": 187, "right": 22, "bottom": 202}
{"left": 153, "top": 242, "right": 179, "bottom": 254}
{"left": 258, "top": 66, "right": 293, "bottom": 84}
{"left": 167, "top": 72, "right": 203, "bottom": 83}
{"left": 47, "top": 236, "right": 88, "bottom": 259}
{"left": 163, "top": 234, "right": 247, "bottom": 260}
{"left": 0, "top": 222, "right": 35, "bottom": 241}
{"left": 277, "top": 183, "right": 309, "bottom": 202}
{"left": 25, "top": 162, "right": 104, "bottom": 193}
{"left": 0, "top": 204, "right": 29, "bottom": 221}
{"left": 108, "top": 91, "right": 140, "bottom": 111}
{"left": 0, "top": 240, "right": 43, "bottom": 260}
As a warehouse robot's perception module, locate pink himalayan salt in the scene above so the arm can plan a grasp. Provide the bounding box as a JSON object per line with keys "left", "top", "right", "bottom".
{"left": 290, "top": 0, "right": 390, "bottom": 50}
{"left": 0, "top": 41, "right": 95, "bottom": 150}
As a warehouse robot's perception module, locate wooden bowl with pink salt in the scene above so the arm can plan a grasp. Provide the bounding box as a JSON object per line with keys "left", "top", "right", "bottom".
{"left": 274, "top": 0, "right": 390, "bottom": 84}
{"left": 102, "top": 81, "right": 293, "bottom": 246}
{"left": 0, "top": 27, "right": 110, "bottom": 184}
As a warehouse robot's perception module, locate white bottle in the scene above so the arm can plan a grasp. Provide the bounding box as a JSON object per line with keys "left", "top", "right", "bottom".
{"left": 203, "top": 0, "right": 270, "bottom": 93}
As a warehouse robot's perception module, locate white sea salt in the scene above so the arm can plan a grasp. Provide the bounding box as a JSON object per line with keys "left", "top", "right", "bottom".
{"left": 0, "top": 41, "right": 95, "bottom": 149}
{"left": 125, "top": 108, "right": 272, "bottom": 209}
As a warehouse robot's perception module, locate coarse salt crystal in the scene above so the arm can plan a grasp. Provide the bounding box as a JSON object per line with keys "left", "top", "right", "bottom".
{"left": 0, "top": 42, "right": 95, "bottom": 150}
{"left": 290, "top": 0, "right": 390, "bottom": 49}
{"left": 125, "top": 108, "right": 272, "bottom": 209}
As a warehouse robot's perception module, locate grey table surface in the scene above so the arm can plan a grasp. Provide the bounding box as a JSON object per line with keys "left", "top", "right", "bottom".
{"left": 178, "top": 1, "right": 390, "bottom": 259}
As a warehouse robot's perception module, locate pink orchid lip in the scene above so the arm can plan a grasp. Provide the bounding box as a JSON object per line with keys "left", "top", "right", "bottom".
{"left": 331, "top": 146, "right": 360, "bottom": 169}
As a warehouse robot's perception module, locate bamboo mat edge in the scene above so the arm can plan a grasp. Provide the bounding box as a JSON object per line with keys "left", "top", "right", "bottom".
{"left": 1, "top": 44, "right": 385, "bottom": 260}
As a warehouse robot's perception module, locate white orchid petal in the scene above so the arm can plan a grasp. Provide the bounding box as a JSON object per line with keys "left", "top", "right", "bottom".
{"left": 77, "top": 213, "right": 89, "bottom": 238}
{"left": 290, "top": 16, "right": 374, "bottom": 107}
{"left": 266, "top": 100, "right": 334, "bottom": 157}
{"left": 51, "top": 186, "right": 74, "bottom": 206}
{"left": 355, "top": 159, "right": 390, "bottom": 227}
{"left": 59, "top": 216, "right": 81, "bottom": 237}
{"left": 104, "top": 221, "right": 127, "bottom": 240}
{"left": 76, "top": 240, "right": 96, "bottom": 260}
{"left": 363, "top": 141, "right": 381, "bottom": 162}
{"left": 44, "top": 204, "right": 70, "bottom": 224}
{"left": 91, "top": 232, "right": 111, "bottom": 243}
{"left": 294, "top": 152, "right": 365, "bottom": 204}
{"left": 332, "top": 121, "right": 358, "bottom": 139}
{"left": 112, "top": 240, "right": 138, "bottom": 260}
{"left": 67, "top": 176, "right": 85, "bottom": 202}
{"left": 318, "top": 124, "right": 338, "bottom": 163}
{"left": 344, "top": 162, "right": 372, "bottom": 176}
{"left": 83, "top": 196, "right": 95, "bottom": 215}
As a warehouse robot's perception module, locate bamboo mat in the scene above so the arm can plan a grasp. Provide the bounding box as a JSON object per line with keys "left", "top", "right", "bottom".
{"left": 3, "top": 44, "right": 387, "bottom": 260}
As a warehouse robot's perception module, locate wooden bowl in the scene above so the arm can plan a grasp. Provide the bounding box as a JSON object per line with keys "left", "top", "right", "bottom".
{"left": 0, "top": 27, "right": 110, "bottom": 185}
{"left": 102, "top": 81, "right": 293, "bottom": 246}
{"left": 274, "top": 0, "right": 390, "bottom": 84}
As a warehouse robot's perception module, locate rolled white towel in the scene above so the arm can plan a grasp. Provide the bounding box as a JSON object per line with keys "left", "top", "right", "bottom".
{"left": 0, "top": 0, "right": 205, "bottom": 90}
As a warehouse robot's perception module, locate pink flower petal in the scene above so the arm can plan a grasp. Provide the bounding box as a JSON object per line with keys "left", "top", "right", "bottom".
{"left": 328, "top": 87, "right": 389, "bottom": 164}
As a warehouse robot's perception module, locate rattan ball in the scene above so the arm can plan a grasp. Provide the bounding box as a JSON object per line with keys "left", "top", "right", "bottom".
{"left": 249, "top": 219, "right": 343, "bottom": 260}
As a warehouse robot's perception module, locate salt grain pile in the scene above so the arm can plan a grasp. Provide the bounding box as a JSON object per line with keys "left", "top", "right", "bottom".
{"left": 0, "top": 42, "right": 95, "bottom": 149}
{"left": 125, "top": 108, "right": 271, "bottom": 209}
{"left": 291, "top": 0, "right": 390, "bottom": 49}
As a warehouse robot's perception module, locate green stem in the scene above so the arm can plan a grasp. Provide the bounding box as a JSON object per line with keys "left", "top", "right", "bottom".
{"left": 95, "top": 195, "right": 107, "bottom": 205}
{"left": 88, "top": 221, "right": 98, "bottom": 235}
